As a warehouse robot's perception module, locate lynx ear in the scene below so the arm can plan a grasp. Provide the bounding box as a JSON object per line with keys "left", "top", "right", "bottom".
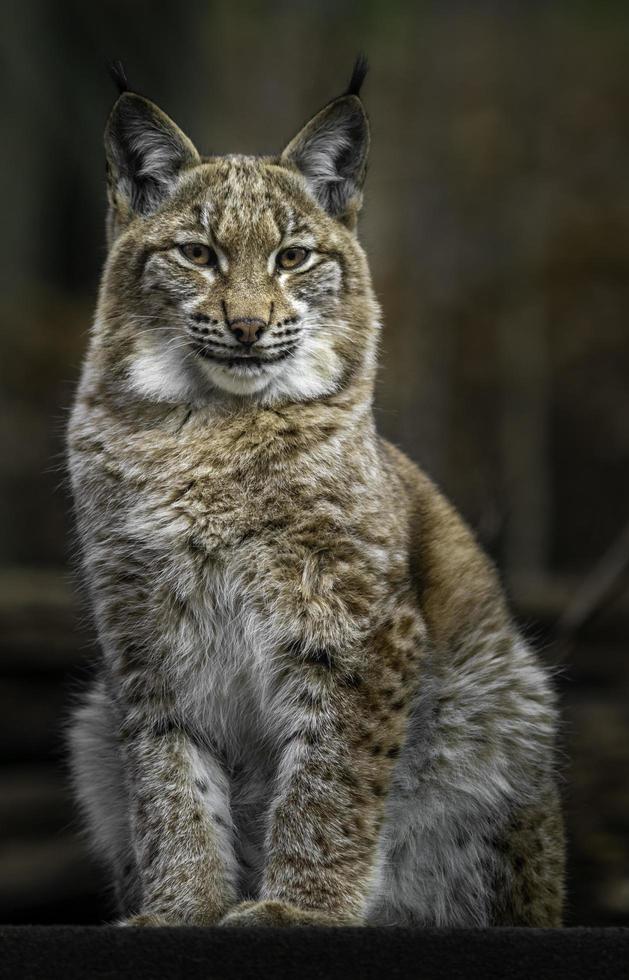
{"left": 105, "top": 91, "right": 200, "bottom": 225}
{"left": 281, "top": 58, "right": 370, "bottom": 224}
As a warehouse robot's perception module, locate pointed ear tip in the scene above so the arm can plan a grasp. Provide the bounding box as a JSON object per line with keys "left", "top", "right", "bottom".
{"left": 105, "top": 91, "right": 133, "bottom": 132}
{"left": 108, "top": 90, "right": 153, "bottom": 122}
{"left": 104, "top": 90, "right": 151, "bottom": 144}
{"left": 332, "top": 91, "right": 370, "bottom": 133}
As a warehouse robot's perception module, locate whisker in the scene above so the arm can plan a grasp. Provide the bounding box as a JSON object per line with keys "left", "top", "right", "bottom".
{"left": 103, "top": 311, "right": 181, "bottom": 324}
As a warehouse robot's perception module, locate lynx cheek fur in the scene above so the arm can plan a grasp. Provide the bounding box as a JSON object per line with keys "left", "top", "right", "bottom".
{"left": 67, "top": 60, "right": 564, "bottom": 928}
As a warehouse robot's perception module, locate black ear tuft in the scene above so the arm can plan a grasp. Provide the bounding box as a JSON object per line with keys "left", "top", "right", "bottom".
{"left": 109, "top": 60, "right": 130, "bottom": 95}
{"left": 345, "top": 54, "right": 369, "bottom": 97}
{"left": 281, "top": 68, "right": 370, "bottom": 224}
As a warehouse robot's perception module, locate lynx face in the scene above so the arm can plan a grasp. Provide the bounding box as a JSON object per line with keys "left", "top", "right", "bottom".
{"left": 100, "top": 66, "right": 376, "bottom": 404}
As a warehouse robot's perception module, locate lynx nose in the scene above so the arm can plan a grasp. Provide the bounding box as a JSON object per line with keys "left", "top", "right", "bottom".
{"left": 228, "top": 317, "right": 266, "bottom": 347}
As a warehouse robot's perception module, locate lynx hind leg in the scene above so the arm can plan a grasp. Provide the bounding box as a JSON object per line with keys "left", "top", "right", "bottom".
{"left": 68, "top": 679, "right": 140, "bottom": 917}
{"left": 367, "top": 806, "right": 499, "bottom": 927}
{"left": 367, "top": 786, "right": 564, "bottom": 927}
{"left": 491, "top": 788, "right": 565, "bottom": 926}
{"left": 365, "top": 675, "right": 564, "bottom": 927}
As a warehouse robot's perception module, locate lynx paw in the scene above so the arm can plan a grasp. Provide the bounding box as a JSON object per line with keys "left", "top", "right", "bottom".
{"left": 219, "top": 900, "right": 346, "bottom": 927}
{"left": 118, "top": 912, "right": 175, "bottom": 927}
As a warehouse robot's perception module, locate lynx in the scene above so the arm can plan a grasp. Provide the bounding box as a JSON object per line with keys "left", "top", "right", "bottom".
{"left": 67, "top": 59, "right": 564, "bottom": 927}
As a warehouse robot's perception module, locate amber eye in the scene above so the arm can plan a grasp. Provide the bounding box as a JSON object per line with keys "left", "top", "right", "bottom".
{"left": 180, "top": 243, "right": 217, "bottom": 267}
{"left": 277, "top": 246, "right": 310, "bottom": 271}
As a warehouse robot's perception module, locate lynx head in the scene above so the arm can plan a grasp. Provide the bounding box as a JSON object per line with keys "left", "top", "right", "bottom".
{"left": 98, "top": 58, "right": 379, "bottom": 406}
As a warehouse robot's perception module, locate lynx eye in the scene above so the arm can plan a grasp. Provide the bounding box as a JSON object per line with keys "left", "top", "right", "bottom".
{"left": 277, "top": 247, "right": 309, "bottom": 271}
{"left": 180, "top": 243, "right": 217, "bottom": 267}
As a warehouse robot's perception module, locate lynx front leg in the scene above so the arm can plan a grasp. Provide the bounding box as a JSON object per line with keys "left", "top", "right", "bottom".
{"left": 120, "top": 714, "right": 238, "bottom": 926}
{"left": 223, "top": 613, "right": 424, "bottom": 927}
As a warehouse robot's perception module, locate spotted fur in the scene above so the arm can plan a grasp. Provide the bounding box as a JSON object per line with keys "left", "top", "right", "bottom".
{"left": 67, "top": 63, "right": 564, "bottom": 927}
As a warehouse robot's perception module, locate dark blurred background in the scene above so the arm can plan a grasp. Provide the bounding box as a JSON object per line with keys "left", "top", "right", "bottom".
{"left": 1, "top": 0, "right": 628, "bottom": 926}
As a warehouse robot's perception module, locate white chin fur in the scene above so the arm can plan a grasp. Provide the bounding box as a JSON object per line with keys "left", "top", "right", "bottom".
{"left": 196, "top": 358, "right": 279, "bottom": 395}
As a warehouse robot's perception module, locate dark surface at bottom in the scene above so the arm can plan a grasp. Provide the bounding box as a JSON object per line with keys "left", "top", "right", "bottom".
{"left": 0, "top": 927, "right": 628, "bottom": 980}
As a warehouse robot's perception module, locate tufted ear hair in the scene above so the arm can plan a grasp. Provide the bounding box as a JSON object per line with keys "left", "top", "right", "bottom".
{"left": 104, "top": 72, "right": 200, "bottom": 235}
{"left": 281, "top": 56, "right": 370, "bottom": 226}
